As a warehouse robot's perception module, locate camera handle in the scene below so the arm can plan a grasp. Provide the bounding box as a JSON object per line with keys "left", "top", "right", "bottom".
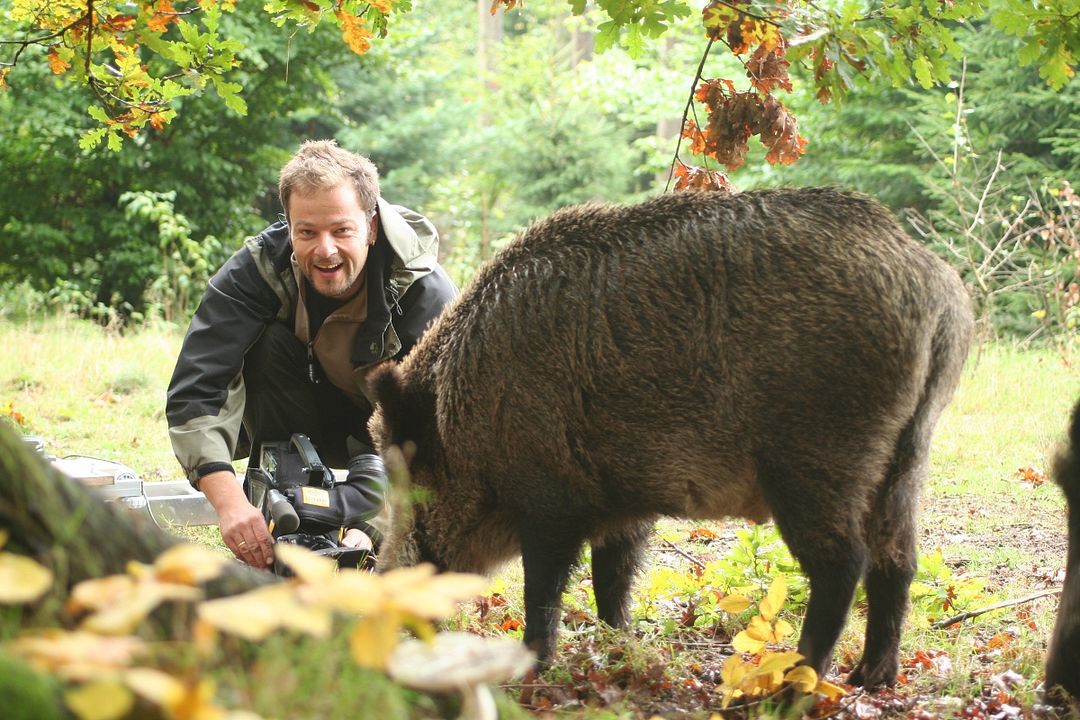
{"left": 268, "top": 488, "right": 300, "bottom": 534}
{"left": 290, "top": 433, "right": 334, "bottom": 489}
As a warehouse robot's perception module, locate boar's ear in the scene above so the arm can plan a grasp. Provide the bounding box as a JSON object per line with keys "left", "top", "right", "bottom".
{"left": 368, "top": 362, "right": 433, "bottom": 451}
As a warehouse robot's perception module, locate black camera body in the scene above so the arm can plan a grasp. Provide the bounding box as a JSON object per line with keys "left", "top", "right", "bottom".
{"left": 245, "top": 434, "right": 381, "bottom": 574}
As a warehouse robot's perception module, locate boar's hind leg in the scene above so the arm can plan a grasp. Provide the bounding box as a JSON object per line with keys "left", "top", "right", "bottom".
{"left": 591, "top": 520, "right": 653, "bottom": 628}
{"left": 520, "top": 521, "right": 588, "bottom": 666}
{"left": 761, "top": 459, "right": 868, "bottom": 680}
{"left": 848, "top": 419, "right": 926, "bottom": 689}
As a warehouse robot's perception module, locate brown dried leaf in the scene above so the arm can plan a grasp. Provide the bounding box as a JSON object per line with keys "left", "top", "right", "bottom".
{"left": 759, "top": 95, "right": 807, "bottom": 165}
{"left": 672, "top": 163, "right": 735, "bottom": 193}
{"left": 746, "top": 44, "right": 792, "bottom": 93}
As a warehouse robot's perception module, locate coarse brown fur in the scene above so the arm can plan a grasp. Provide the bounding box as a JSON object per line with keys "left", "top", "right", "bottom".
{"left": 1045, "top": 399, "right": 1080, "bottom": 702}
{"left": 369, "top": 188, "right": 974, "bottom": 688}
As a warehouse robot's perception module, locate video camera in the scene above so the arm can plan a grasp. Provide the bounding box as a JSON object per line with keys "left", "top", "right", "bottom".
{"left": 245, "top": 434, "right": 385, "bottom": 575}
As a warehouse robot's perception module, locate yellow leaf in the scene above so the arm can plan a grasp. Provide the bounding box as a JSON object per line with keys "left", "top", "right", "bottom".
{"left": 350, "top": 613, "right": 402, "bottom": 670}
{"left": 380, "top": 563, "right": 438, "bottom": 592}
{"left": 193, "top": 619, "right": 218, "bottom": 657}
{"left": 197, "top": 586, "right": 286, "bottom": 642}
{"left": 759, "top": 575, "right": 787, "bottom": 620}
{"left": 745, "top": 615, "right": 774, "bottom": 641}
{"left": 0, "top": 528, "right": 8, "bottom": 548}
{"left": 0, "top": 552, "right": 53, "bottom": 604}
{"left": 772, "top": 618, "right": 795, "bottom": 642}
{"left": 68, "top": 575, "right": 136, "bottom": 613}
{"left": 153, "top": 544, "right": 229, "bottom": 585}
{"left": 391, "top": 573, "right": 489, "bottom": 619}
{"left": 731, "top": 628, "right": 766, "bottom": 654}
{"left": 197, "top": 584, "right": 329, "bottom": 641}
{"left": 123, "top": 668, "right": 183, "bottom": 708}
{"left": 783, "top": 664, "right": 818, "bottom": 692}
{"left": 815, "top": 679, "right": 848, "bottom": 699}
{"left": 65, "top": 681, "right": 134, "bottom": 720}
{"left": 719, "top": 653, "right": 749, "bottom": 686}
{"left": 275, "top": 543, "right": 337, "bottom": 583}
{"left": 301, "top": 571, "right": 384, "bottom": 614}
{"left": 716, "top": 594, "right": 752, "bottom": 613}
{"left": 166, "top": 677, "right": 218, "bottom": 720}
{"left": 8, "top": 631, "right": 145, "bottom": 680}
{"left": 1032, "top": 309, "right": 1047, "bottom": 320}
{"left": 368, "top": 0, "right": 392, "bottom": 13}
{"left": 757, "top": 651, "right": 803, "bottom": 675}
{"left": 81, "top": 582, "right": 202, "bottom": 635}
{"left": 278, "top": 602, "right": 332, "bottom": 639}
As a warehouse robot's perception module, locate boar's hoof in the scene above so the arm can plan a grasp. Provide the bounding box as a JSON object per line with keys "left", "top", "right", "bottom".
{"left": 846, "top": 657, "right": 899, "bottom": 690}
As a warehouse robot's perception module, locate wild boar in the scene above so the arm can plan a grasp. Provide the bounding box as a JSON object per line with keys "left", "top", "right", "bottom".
{"left": 369, "top": 188, "right": 974, "bottom": 689}
{"left": 1046, "top": 398, "right": 1080, "bottom": 701}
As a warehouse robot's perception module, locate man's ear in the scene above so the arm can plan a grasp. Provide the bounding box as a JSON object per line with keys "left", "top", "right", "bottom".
{"left": 368, "top": 210, "right": 378, "bottom": 245}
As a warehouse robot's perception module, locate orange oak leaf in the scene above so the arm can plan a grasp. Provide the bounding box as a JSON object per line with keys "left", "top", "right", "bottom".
{"left": 338, "top": 11, "right": 372, "bottom": 55}
{"left": 47, "top": 50, "right": 71, "bottom": 75}
{"left": 146, "top": 0, "right": 176, "bottom": 33}
{"left": 489, "top": 0, "right": 520, "bottom": 15}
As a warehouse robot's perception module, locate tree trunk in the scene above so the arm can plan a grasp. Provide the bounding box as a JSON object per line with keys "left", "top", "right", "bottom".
{"left": 0, "top": 423, "right": 273, "bottom": 606}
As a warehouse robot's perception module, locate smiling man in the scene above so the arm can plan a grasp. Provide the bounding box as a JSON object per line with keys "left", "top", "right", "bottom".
{"left": 166, "top": 140, "right": 457, "bottom": 567}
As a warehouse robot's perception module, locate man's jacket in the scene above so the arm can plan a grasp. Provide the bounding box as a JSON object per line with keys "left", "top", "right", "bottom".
{"left": 167, "top": 199, "right": 457, "bottom": 486}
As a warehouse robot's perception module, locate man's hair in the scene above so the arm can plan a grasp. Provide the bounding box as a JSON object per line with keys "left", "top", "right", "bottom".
{"left": 278, "top": 139, "right": 380, "bottom": 217}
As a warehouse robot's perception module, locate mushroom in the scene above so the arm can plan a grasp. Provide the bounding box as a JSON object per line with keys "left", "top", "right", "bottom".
{"left": 387, "top": 632, "right": 535, "bottom": 720}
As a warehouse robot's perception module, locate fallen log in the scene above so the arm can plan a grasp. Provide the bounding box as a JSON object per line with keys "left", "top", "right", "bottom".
{"left": 0, "top": 422, "right": 273, "bottom": 609}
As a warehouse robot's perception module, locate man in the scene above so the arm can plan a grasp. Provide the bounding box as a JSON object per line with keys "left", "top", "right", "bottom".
{"left": 166, "top": 140, "right": 457, "bottom": 567}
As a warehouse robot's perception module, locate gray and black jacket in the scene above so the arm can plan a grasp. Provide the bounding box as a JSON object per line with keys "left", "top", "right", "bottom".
{"left": 167, "top": 200, "right": 457, "bottom": 486}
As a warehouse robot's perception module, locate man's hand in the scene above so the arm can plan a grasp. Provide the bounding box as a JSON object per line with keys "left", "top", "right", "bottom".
{"left": 341, "top": 527, "right": 373, "bottom": 552}
{"left": 198, "top": 470, "right": 274, "bottom": 567}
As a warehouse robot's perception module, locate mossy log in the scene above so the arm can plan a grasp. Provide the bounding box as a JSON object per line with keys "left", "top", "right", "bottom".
{"left": 0, "top": 422, "right": 274, "bottom": 605}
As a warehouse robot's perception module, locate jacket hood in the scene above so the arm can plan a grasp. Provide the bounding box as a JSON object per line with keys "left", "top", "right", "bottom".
{"left": 378, "top": 198, "right": 439, "bottom": 274}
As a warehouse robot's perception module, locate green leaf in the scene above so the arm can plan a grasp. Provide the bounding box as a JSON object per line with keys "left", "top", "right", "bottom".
{"left": 87, "top": 106, "right": 110, "bottom": 124}
{"left": 913, "top": 54, "right": 934, "bottom": 88}
{"left": 212, "top": 79, "right": 248, "bottom": 115}
{"left": 79, "top": 127, "right": 107, "bottom": 151}
{"left": 106, "top": 130, "right": 123, "bottom": 152}
{"left": 1040, "top": 45, "right": 1076, "bottom": 90}
{"left": 624, "top": 25, "right": 645, "bottom": 57}
{"left": 568, "top": 0, "right": 587, "bottom": 14}
{"left": 595, "top": 20, "right": 620, "bottom": 53}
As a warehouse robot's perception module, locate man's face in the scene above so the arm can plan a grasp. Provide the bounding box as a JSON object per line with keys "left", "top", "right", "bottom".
{"left": 289, "top": 183, "right": 378, "bottom": 300}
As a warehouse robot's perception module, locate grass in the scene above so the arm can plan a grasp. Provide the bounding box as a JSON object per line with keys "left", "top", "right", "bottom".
{"left": 2, "top": 317, "right": 1079, "bottom": 718}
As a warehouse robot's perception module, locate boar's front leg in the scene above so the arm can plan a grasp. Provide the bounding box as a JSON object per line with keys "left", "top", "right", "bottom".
{"left": 591, "top": 520, "right": 653, "bottom": 628}
{"left": 520, "top": 521, "right": 588, "bottom": 666}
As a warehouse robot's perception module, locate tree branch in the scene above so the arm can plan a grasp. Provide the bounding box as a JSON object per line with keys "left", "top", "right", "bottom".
{"left": 665, "top": 37, "right": 715, "bottom": 191}
{"left": 931, "top": 588, "right": 1062, "bottom": 629}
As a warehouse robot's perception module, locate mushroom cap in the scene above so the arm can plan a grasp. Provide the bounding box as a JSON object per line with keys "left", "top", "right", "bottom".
{"left": 387, "top": 632, "right": 535, "bottom": 691}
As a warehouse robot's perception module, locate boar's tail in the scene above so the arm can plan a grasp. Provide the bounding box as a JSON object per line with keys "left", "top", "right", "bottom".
{"left": 1045, "top": 397, "right": 1080, "bottom": 702}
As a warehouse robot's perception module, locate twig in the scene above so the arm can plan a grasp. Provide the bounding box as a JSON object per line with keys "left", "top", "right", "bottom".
{"left": 660, "top": 538, "right": 707, "bottom": 569}
{"left": 664, "top": 37, "right": 715, "bottom": 192}
{"left": 931, "top": 588, "right": 1062, "bottom": 629}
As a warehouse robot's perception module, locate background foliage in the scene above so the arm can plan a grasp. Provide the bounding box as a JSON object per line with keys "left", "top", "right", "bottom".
{"left": 0, "top": 0, "right": 1077, "bottom": 332}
